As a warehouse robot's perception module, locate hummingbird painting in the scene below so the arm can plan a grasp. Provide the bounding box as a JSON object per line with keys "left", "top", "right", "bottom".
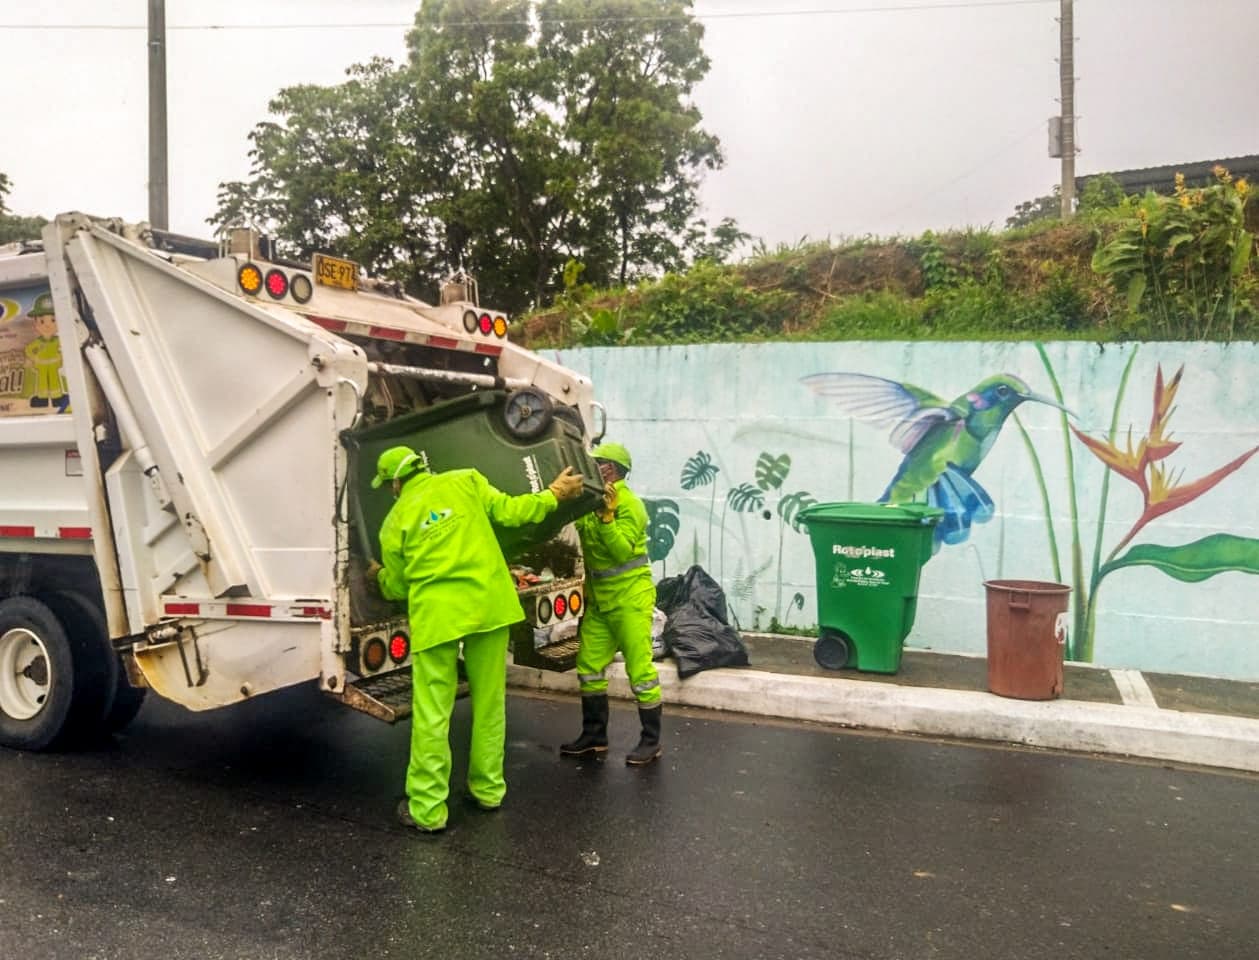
{"left": 801, "top": 371, "right": 1071, "bottom": 549}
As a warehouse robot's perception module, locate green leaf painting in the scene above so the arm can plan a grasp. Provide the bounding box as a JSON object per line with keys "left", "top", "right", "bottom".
{"left": 680, "top": 451, "right": 719, "bottom": 490}
{"left": 755, "top": 453, "right": 791, "bottom": 491}
{"left": 727, "top": 482, "right": 765, "bottom": 513}
{"left": 1098, "top": 534, "right": 1259, "bottom": 584}
{"left": 681, "top": 450, "right": 721, "bottom": 566}
{"left": 778, "top": 491, "right": 818, "bottom": 532}
{"left": 643, "top": 498, "right": 681, "bottom": 571}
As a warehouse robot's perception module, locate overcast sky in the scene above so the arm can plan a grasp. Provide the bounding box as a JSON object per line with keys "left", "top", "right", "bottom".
{"left": 3, "top": 0, "right": 1255, "bottom": 246}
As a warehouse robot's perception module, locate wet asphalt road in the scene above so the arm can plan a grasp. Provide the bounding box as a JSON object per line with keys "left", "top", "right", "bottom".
{"left": 1, "top": 685, "right": 1257, "bottom": 960}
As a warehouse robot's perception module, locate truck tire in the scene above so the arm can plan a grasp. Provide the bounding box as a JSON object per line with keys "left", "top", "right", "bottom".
{"left": 51, "top": 591, "right": 147, "bottom": 735}
{"left": 0, "top": 596, "right": 111, "bottom": 751}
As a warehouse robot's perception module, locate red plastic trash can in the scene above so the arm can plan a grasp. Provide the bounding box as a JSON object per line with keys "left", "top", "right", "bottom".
{"left": 982, "top": 579, "right": 1070, "bottom": 700}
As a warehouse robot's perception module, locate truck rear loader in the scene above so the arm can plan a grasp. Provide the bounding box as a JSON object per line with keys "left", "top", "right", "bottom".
{"left": 0, "top": 214, "right": 602, "bottom": 750}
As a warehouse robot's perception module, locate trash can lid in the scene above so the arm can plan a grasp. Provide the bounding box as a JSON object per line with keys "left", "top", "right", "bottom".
{"left": 797, "top": 502, "right": 944, "bottom": 526}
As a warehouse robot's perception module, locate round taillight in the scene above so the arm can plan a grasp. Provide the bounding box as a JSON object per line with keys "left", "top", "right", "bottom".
{"left": 363, "top": 637, "right": 387, "bottom": 672}
{"left": 463, "top": 309, "right": 479, "bottom": 333}
{"left": 388, "top": 631, "right": 409, "bottom": 664}
{"left": 290, "top": 274, "right": 313, "bottom": 304}
{"left": 568, "top": 592, "right": 581, "bottom": 615}
{"left": 553, "top": 594, "right": 567, "bottom": 618}
{"left": 536, "top": 596, "right": 552, "bottom": 624}
{"left": 493, "top": 315, "right": 508, "bottom": 338}
{"left": 478, "top": 313, "right": 493, "bottom": 335}
{"left": 264, "top": 269, "right": 289, "bottom": 299}
{"left": 238, "top": 263, "right": 263, "bottom": 295}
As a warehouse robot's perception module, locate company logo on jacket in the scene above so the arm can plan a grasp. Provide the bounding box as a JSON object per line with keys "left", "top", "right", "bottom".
{"left": 420, "top": 509, "right": 453, "bottom": 529}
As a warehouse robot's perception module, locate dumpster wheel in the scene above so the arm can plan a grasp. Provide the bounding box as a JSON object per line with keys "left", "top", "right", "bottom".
{"left": 503, "top": 387, "right": 554, "bottom": 440}
{"left": 813, "top": 629, "right": 851, "bottom": 671}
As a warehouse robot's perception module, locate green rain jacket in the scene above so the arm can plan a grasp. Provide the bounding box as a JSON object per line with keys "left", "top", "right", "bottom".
{"left": 376, "top": 469, "right": 558, "bottom": 650}
{"left": 574, "top": 479, "right": 653, "bottom": 610}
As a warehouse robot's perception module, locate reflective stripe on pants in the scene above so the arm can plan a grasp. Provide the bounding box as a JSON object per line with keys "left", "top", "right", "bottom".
{"left": 575, "top": 584, "right": 661, "bottom": 706}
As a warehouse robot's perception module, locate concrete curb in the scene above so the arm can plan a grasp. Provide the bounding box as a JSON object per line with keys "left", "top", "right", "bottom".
{"left": 507, "top": 661, "right": 1259, "bottom": 774}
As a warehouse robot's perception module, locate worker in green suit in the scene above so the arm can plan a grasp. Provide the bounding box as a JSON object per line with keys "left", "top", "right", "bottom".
{"left": 368, "top": 445, "right": 585, "bottom": 834}
{"left": 561, "top": 441, "right": 662, "bottom": 766}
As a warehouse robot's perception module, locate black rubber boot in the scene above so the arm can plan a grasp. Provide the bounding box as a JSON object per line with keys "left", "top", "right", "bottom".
{"left": 560, "top": 694, "right": 609, "bottom": 756}
{"left": 625, "top": 705, "right": 662, "bottom": 766}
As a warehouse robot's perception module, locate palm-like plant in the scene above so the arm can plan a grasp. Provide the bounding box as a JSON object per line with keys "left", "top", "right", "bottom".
{"left": 725, "top": 454, "right": 815, "bottom": 623}
{"left": 680, "top": 450, "right": 721, "bottom": 565}
{"left": 643, "top": 498, "right": 681, "bottom": 577}
{"left": 775, "top": 489, "right": 816, "bottom": 623}
{"left": 724, "top": 481, "right": 766, "bottom": 582}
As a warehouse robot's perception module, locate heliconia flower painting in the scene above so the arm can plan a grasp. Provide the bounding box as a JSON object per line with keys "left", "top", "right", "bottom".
{"left": 1068, "top": 363, "right": 1259, "bottom": 660}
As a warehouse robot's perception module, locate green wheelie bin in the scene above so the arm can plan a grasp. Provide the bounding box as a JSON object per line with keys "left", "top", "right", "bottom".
{"left": 346, "top": 389, "right": 604, "bottom": 562}
{"left": 797, "top": 502, "right": 943, "bottom": 674}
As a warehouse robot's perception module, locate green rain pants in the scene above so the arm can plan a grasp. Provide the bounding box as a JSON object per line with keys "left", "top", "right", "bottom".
{"left": 404, "top": 625, "right": 509, "bottom": 830}
{"left": 576, "top": 580, "right": 661, "bottom": 706}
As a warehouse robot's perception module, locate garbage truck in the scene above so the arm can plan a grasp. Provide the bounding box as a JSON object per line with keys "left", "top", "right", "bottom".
{"left": 0, "top": 213, "right": 604, "bottom": 751}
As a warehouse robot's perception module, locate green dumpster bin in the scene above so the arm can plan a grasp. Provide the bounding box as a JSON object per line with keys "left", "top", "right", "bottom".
{"left": 797, "top": 502, "right": 943, "bottom": 674}
{"left": 346, "top": 389, "right": 604, "bottom": 562}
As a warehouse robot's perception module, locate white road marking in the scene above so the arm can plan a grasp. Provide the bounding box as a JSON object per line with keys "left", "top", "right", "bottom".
{"left": 1110, "top": 668, "right": 1159, "bottom": 708}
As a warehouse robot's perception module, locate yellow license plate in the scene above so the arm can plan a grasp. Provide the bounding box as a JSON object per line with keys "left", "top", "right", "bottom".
{"left": 313, "top": 253, "right": 359, "bottom": 291}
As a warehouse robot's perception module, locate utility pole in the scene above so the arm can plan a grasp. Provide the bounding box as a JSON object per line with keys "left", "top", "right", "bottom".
{"left": 1058, "top": 0, "right": 1075, "bottom": 219}
{"left": 148, "top": 0, "right": 169, "bottom": 230}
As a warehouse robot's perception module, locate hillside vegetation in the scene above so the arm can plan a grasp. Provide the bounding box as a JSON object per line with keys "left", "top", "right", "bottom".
{"left": 519, "top": 170, "right": 1257, "bottom": 348}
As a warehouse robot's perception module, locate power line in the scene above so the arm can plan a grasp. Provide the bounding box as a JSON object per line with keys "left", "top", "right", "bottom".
{"left": 0, "top": 1, "right": 1059, "bottom": 32}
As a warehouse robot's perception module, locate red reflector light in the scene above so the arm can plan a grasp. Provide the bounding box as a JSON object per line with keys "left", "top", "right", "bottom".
{"left": 553, "top": 594, "right": 567, "bottom": 618}
{"left": 569, "top": 592, "right": 581, "bottom": 615}
{"left": 265, "top": 269, "right": 289, "bottom": 299}
{"left": 363, "top": 638, "right": 387, "bottom": 672}
{"left": 537, "top": 596, "right": 553, "bottom": 624}
{"left": 226, "top": 603, "right": 271, "bottom": 618}
{"left": 478, "top": 313, "right": 492, "bottom": 334}
{"left": 389, "top": 632, "right": 410, "bottom": 664}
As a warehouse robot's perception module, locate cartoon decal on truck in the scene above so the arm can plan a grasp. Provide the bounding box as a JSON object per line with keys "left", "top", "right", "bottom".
{"left": 0, "top": 285, "right": 68, "bottom": 416}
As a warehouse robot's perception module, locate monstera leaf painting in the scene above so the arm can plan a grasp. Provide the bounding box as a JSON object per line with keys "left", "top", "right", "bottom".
{"left": 643, "top": 498, "right": 681, "bottom": 575}
{"left": 681, "top": 451, "right": 721, "bottom": 564}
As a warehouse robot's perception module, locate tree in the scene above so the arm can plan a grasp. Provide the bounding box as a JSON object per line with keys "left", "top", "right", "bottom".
{"left": 1007, "top": 175, "right": 1129, "bottom": 229}
{"left": 214, "top": 58, "right": 447, "bottom": 295}
{"left": 1006, "top": 186, "right": 1061, "bottom": 229}
{"left": 214, "top": 0, "right": 728, "bottom": 312}
{"left": 0, "top": 172, "right": 48, "bottom": 245}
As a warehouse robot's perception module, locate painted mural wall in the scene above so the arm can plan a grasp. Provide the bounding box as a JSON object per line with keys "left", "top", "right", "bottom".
{"left": 556, "top": 341, "right": 1259, "bottom": 681}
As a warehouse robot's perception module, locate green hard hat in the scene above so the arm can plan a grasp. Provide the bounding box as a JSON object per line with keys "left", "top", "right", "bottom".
{"left": 372, "top": 445, "right": 426, "bottom": 489}
{"left": 591, "top": 441, "right": 632, "bottom": 472}
{"left": 28, "top": 293, "right": 54, "bottom": 317}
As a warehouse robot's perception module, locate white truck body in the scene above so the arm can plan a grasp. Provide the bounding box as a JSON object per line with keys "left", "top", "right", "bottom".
{"left": 0, "top": 214, "right": 598, "bottom": 747}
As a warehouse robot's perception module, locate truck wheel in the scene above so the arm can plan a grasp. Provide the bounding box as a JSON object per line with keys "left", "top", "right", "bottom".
{"left": 51, "top": 591, "right": 146, "bottom": 735}
{"left": 0, "top": 596, "right": 109, "bottom": 751}
{"left": 105, "top": 664, "right": 147, "bottom": 734}
{"left": 503, "top": 387, "right": 554, "bottom": 441}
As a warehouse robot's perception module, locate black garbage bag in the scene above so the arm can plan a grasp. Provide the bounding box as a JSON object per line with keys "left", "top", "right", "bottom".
{"left": 655, "top": 565, "right": 749, "bottom": 679}
{"left": 655, "top": 564, "right": 730, "bottom": 622}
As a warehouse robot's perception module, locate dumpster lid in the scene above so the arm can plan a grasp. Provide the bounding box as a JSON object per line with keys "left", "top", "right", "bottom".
{"left": 797, "top": 502, "right": 944, "bottom": 526}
